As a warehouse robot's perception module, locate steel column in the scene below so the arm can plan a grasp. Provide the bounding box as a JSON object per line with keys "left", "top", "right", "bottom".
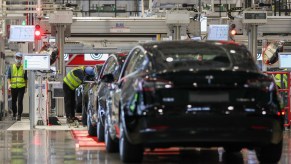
{"left": 248, "top": 25, "right": 258, "bottom": 60}
{"left": 56, "top": 25, "right": 65, "bottom": 117}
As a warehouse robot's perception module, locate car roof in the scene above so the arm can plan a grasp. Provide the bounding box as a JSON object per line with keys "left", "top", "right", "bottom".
{"left": 140, "top": 40, "right": 243, "bottom": 51}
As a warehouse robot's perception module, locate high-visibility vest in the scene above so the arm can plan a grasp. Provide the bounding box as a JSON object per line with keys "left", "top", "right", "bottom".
{"left": 11, "top": 64, "right": 26, "bottom": 88}
{"left": 63, "top": 66, "right": 84, "bottom": 90}
{"left": 274, "top": 74, "right": 288, "bottom": 89}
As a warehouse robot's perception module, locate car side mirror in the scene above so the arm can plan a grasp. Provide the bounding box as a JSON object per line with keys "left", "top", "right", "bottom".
{"left": 101, "top": 73, "right": 115, "bottom": 83}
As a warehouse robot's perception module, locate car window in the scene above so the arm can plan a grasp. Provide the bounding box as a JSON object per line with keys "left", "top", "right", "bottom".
{"left": 102, "top": 57, "right": 116, "bottom": 75}
{"left": 151, "top": 46, "right": 231, "bottom": 72}
{"left": 123, "top": 48, "right": 141, "bottom": 76}
{"left": 228, "top": 46, "right": 258, "bottom": 70}
{"left": 105, "top": 60, "right": 117, "bottom": 75}
{"left": 146, "top": 43, "right": 258, "bottom": 72}
{"left": 127, "top": 51, "right": 147, "bottom": 74}
{"left": 112, "top": 61, "right": 122, "bottom": 81}
{"left": 94, "top": 64, "right": 103, "bottom": 80}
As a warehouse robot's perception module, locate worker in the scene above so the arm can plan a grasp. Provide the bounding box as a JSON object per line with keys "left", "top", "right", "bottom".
{"left": 7, "top": 52, "right": 27, "bottom": 121}
{"left": 63, "top": 66, "right": 95, "bottom": 123}
{"left": 274, "top": 73, "right": 288, "bottom": 89}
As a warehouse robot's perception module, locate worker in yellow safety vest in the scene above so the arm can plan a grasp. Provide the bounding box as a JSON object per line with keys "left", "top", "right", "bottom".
{"left": 274, "top": 73, "right": 288, "bottom": 89}
{"left": 63, "top": 66, "right": 95, "bottom": 123}
{"left": 7, "top": 52, "right": 27, "bottom": 121}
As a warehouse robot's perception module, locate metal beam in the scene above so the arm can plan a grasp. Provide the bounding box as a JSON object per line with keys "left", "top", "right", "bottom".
{"left": 258, "top": 16, "right": 291, "bottom": 34}
{"left": 3, "top": 10, "right": 38, "bottom": 14}
{"left": 70, "top": 17, "right": 168, "bottom": 36}
{"left": 0, "top": 4, "right": 37, "bottom": 8}
{"left": 66, "top": 16, "right": 291, "bottom": 36}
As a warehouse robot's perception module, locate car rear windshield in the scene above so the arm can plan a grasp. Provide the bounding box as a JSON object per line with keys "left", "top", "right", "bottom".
{"left": 149, "top": 43, "right": 258, "bottom": 72}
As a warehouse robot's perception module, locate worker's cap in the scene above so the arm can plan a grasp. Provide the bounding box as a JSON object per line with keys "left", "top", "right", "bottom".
{"left": 15, "top": 52, "right": 23, "bottom": 58}
{"left": 85, "top": 66, "right": 95, "bottom": 76}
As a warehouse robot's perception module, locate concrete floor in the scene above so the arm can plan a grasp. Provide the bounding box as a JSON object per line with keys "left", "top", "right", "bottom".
{"left": 0, "top": 117, "right": 290, "bottom": 164}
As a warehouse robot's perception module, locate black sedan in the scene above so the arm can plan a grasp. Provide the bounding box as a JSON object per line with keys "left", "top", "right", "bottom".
{"left": 101, "top": 40, "right": 284, "bottom": 163}
{"left": 74, "top": 64, "right": 103, "bottom": 126}
{"left": 86, "top": 53, "right": 127, "bottom": 139}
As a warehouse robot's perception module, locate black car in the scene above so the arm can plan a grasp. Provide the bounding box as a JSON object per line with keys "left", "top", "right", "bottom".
{"left": 74, "top": 64, "right": 103, "bottom": 126}
{"left": 101, "top": 40, "right": 284, "bottom": 163}
{"left": 86, "top": 53, "right": 127, "bottom": 139}
{"left": 85, "top": 64, "right": 104, "bottom": 135}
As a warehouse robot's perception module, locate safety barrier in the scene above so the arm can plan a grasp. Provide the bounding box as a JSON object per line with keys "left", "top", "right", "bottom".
{"left": 264, "top": 71, "right": 290, "bottom": 127}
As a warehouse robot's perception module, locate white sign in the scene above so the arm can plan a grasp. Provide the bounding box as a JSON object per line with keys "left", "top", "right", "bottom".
{"left": 9, "top": 25, "right": 35, "bottom": 42}
{"left": 200, "top": 16, "right": 207, "bottom": 33}
{"left": 24, "top": 54, "right": 50, "bottom": 70}
{"left": 84, "top": 53, "right": 109, "bottom": 61}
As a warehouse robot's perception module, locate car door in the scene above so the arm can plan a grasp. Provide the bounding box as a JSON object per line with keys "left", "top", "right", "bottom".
{"left": 118, "top": 47, "right": 149, "bottom": 118}
{"left": 97, "top": 56, "right": 119, "bottom": 124}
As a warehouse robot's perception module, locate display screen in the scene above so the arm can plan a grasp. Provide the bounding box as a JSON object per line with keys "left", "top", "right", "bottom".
{"left": 9, "top": 25, "right": 35, "bottom": 42}
{"left": 23, "top": 54, "right": 50, "bottom": 70}
{"left": 279, "top": 52, "right": 291, "bottom": 68}
{"left": 245, "top": 13, "right": 267, "bottom": 19}
{"left": 207, "top": 25, "right": 229, "bottom": 41}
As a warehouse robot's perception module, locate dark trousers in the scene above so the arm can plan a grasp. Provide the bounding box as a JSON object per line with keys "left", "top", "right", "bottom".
{"left": 11, "top": 87, "right": 25, "bottom": 117}
{"left": 63, "top": 83, "right": 76, "bottom": 118}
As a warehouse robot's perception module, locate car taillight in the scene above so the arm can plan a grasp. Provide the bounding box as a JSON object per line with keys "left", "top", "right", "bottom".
{"left": 245, "top": 79, "right": 275, "bottom": 91}
{"left": 141, "top": 78, "right": 173, "bottom": 106}
{"left": 277, "top": 110, "right": 285, "bottom": 116}
{"left": 142, "top": 78, "right": 174, "bottom": 92}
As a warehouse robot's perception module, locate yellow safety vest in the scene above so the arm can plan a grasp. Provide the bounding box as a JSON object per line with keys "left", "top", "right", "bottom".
{"left": 63, "top": 66, "right": 84, "bottom": 90}
{"left": 11, "top": 64, "right": 26, "bottom": 88}
{"left": 274, "top": 74, "right": 288, "bottom": 89}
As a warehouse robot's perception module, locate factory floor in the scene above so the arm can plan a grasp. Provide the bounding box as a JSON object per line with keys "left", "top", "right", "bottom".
{"left": 0, "top": 117, "right": 290, "bottom": 164}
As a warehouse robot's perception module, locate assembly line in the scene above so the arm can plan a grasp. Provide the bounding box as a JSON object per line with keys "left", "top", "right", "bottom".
{"left": 0, "top": 0, "right": 291, "bottom": 163}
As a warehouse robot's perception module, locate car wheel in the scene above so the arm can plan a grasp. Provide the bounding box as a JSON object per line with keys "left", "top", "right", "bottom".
{"left": 87, "top": 113, "right": 96, "bottom": 136}
{"left": 255, "top": 140, "right": 283, "bottom": 163}
{"left": 97, "top": 120, "right": 104, "bottom": 142}
{"left": 119, "top": 122, "right": 143, "bottom": 163}
{"left": 105, "top": 117, "right": 118, "bottom": 153}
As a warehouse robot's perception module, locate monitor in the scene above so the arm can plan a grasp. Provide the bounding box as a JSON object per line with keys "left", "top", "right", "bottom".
{"left": 207, "top": 25, "right": 229, "bottom": 41}
{"left": 279, "top": 52, "right": 291, "bottom": 69}
{"left": 23, "top": 54, "right": 50, "bottom": 70}
{"left": 9, "top": 25, "right": 35, "bottom": 42}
